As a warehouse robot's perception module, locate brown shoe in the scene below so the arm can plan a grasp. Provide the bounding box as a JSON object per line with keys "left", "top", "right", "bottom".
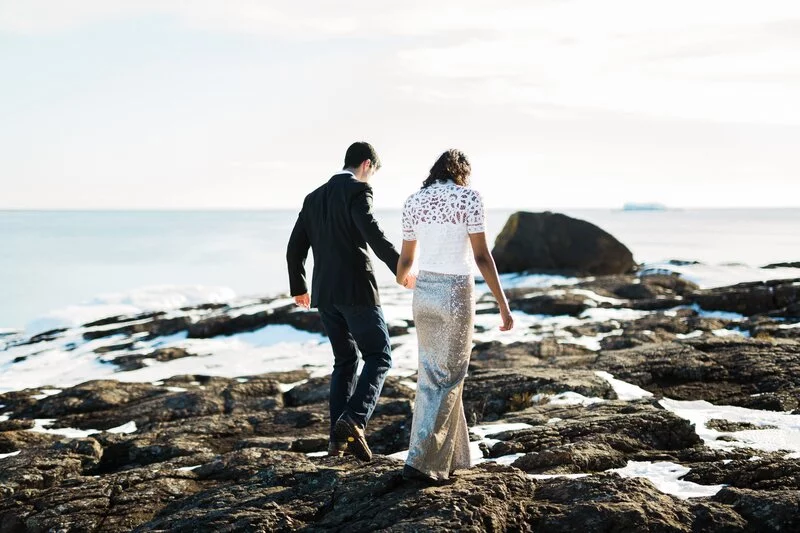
{"left": 327, "top": 440, "right": 348, "bottom": 457}
{"left": 333, "top": 414, "right": 372, "bottom": 462}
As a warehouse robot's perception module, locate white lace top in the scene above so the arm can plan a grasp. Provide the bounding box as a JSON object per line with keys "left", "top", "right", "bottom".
{"left": 401, "top": 180, "right": 486, "bottom": 275}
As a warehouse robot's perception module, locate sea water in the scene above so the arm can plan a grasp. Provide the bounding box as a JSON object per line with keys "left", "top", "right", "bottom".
{"left": 1, "top": 208, "right": 799, "bottom": 330}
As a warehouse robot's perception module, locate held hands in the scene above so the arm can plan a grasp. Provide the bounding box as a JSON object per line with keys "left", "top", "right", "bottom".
{"left": 401, "top": 273, "right": 417, "bottom": 290}
{"left": 294, "top": 293, "right": 310, "bottom": 309}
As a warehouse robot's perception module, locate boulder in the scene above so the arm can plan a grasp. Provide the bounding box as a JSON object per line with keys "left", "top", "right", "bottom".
{"left": 491, "top": 211, "right": 636, "bottom": 275}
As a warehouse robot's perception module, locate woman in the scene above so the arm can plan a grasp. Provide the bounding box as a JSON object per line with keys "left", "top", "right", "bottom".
{"left": 396, "top": 149, "right": 514, "bottom": 484}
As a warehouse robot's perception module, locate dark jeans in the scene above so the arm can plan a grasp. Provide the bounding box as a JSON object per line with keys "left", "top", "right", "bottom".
{"left": 318, "top": 304, "right": 392, "bottom": 438}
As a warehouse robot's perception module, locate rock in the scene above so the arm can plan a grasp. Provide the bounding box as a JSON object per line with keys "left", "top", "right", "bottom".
{"left": 0, "top": 439, "right": 101, "bottom": 492}
{"left": 486, "top": 401, "right": 701, "bottom": 461}
{"left": 512, "top": 441, "right": 627, "bottom": 473}
{"left": 0, "top": 430, "right": 61, "bottom": 454}
{"left": 613, "top": 274, "right": 698, "bottom": 300}
{"left": 15, "top": 376, "right": 286, "bottom": 431}
{"left": 462, "top": 368, "right": 616, "bottom": 424}
{"left": 596, "top": 311, "right": 731, "bottom": 350}
{"left": 509, "top": 292, "right": 594, "bottom": 317}
{"left": 469, "top": 340, "right": 595, "bottom": 370}
{"left": 681, "top": 457, "right": 800, "bottom": 491}
{"left": 142, "top": 455, "right": 537, "bottom": 532}
{"left": 763, "top": 261, "right": 800, "bottom": 269}
{"left": 93, "top": 434, "right": 215, "bottom": 473}
{"left": 25, "top": 327, "right": 69, "bottom": 345}
{"left": 0, "top": 418, "right": 34, "bottom": 432}
{"left": 713, "top": 487, "right": 800, "bottom": 533}
{"left": 747, "top": 320, "right": 800, "bottom": 340}
{"left": 593, "top": 337, "right": 800, "bottom": 411}
{"left": 83, "top": 311, "right": 166, "bottom": 328}
{"left": 234, "top": 435, "right": 328, "bottom": 453}
{"left": 108, "top": 347, "right": 195, "bottom": 371}
{"left": 283, "top": 376, "right": 330, "bottom": 407}
{"left": 692, "top": 278, "right": 800, "bottom": 318}
{"left": 706, "top": 419, "right": 777, "bottom": 432}
{"left": 0, "top": 462, "right": 202, "bottom": 532}
{"left": 188, "top": 304, "right": 324, "bottom": 338}
{"left": 527, "top": 474, "right": 747, "bottom": 533}
{"left": 83, "top": 315, "right": 193, "bottom": 341}
{"left": 491, "top": 211, "right": 636, "bottom": 275}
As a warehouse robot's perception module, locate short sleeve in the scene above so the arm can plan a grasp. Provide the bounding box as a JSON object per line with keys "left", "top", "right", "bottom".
{"left": 402, "top": 196, "right": 417, "bottom": 241}
{"left": 466, "top": 190, "right": 486, "bottom": 234}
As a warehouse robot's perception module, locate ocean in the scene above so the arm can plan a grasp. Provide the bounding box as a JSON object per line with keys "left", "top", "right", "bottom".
{"left": 2, "top": 208, "right": 799, "bottom": 331}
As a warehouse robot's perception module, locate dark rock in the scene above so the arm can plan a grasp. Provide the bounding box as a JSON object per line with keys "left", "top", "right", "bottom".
{"left": 763, "top": 261, "right": 800, "bottom": 269}
{"left": 706, "top": 419, "right": 777, "bottom": 432}
{"left": 0, "top": 462, "right": 202, "bottom": 531}
{"left": 463, "top": 368, "right": 616, "bottom": 424}
{"left": 94, "top": 340, "right": 137, "bottom": 354}
{"left": 0, "top": 439, "right": 100, "bottom": 492}
{"left": 509, "top": 293, "right": 593, "bottom": 317}
{"left": 512, "top": 441, "right": 627, "bottom": 473}
{"left": 83, "top": 311, "right": 166, "bottom": 328}
{"left": 0, "top": 418, "right": 34, "bottom": 432}
{"left": 528, "top": 474, "right": 747, "bottom": 533}
{"left": 487, "top": 401, "right": 701, "bottom": 461}
{"left": 234, "top": 436, "right": 295, "bottom": 451}
{"left": 0, "top": 430, "right": 60, "bottom": 454}
{"left": 188, "top": 304, "right": 325, "bottom": 338}
{"left": 283, "top": 376, "right": 329, "bottom": 407}
{"left": 142, "top": 455, "right": 537, "bottom": 532}
{"left": 491, "top": 211, "right": 636, "bottom": 275}
{"left": 469, "top": 340, "right": 595, "bottom": 371}
{"left": 610, "top": 275, "right": 698, "bottom": 305}
{"left": 593, "top": 337, "right": 800, "bottom": 411}
{"left": 109, "top": 347, "right": 195, "bottom": 371}
{"left": 692, "top": 278, "right": 800, "bottom": 318}
{"left": 682, "top": 457, "right": 800, "bottom": 490}
{"left": 713, "top": 487, "right": 800, "bottom": 532}
{"left": 83, "top": 315, "right": 193, "bottom": 341}
{"left": 25, "top": 327, "right": 69, "bottom": 344}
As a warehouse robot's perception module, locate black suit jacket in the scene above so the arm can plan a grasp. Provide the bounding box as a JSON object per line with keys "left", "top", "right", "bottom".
{"left": 286, "top": 172, "right": 400, "bottom": 308}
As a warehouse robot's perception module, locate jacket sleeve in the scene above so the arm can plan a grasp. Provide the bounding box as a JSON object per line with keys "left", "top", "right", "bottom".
{"left": 286, "top": 209, "right": 311, "bottom": 296}
{"left": 350, "top": 186, "right": 400, "bottom": 276}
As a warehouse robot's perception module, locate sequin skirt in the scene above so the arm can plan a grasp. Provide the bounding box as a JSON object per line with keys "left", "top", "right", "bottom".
{"left": 405, "top": 270, "right": 474, "bottom": 480}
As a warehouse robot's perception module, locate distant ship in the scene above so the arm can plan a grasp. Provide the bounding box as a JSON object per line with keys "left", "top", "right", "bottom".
{"left": 622, "top": 202, "right": 667, "bottom": 211}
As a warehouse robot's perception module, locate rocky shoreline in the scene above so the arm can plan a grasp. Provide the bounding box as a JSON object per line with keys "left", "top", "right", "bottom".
{"left": 1, "top": 268, "right": 799, "bottom": 531}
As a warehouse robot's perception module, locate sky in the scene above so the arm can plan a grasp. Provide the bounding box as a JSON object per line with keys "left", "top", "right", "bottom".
{"left": 1, "top": 0, "right": 799, "bottom": 209}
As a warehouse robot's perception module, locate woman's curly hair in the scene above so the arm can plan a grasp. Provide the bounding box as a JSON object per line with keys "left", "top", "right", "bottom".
{"left": 422, "top": 149, "right": 471, "bottom": 188}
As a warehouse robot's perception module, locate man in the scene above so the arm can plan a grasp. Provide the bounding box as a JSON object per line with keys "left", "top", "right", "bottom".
{"left": 286, "top": 141, "right": 414, "bottom": 461}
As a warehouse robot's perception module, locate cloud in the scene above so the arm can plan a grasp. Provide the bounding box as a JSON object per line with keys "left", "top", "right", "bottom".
{"left": 390, "top": 3, "right": 800, "bottom": 125}
{"left": 2, "top": 1, "right": 799, "bottom": 124}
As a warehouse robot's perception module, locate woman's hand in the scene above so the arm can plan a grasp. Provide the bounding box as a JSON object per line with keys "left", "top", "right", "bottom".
{"left": 402, "top": 273, "right": 417, "bottom": 289}
{"left": 499, "top": 305, "right": 514, "bottom": 331}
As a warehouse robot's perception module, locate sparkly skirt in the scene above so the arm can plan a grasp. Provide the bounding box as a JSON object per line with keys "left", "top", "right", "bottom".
{"left": 405, "top": 270, "right": 474, "bottom": 480}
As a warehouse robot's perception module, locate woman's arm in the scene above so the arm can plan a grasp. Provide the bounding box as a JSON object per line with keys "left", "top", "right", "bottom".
{"left": 469, "top": 232, "right": 513, "bottom": 331}
{"left": 396, "top": 239, "right": 417, "bottom": 288}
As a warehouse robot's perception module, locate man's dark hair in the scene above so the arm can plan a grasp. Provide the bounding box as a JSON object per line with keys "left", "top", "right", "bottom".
{"left": 343, "top": 142, "right": 381, "bottom": 171}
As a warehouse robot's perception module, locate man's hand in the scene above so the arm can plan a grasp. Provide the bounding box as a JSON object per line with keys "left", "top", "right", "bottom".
{"left": 294, "top": 293, "right": 311, "bottom": 309}
{"left": 402, "top": 273, "right": 417, "bottom": 290}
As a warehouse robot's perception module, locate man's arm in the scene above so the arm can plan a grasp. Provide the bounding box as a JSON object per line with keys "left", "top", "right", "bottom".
{"left": 350, "top": 187, "right": 400, "bottom": 275}
{"left": 286, "top": 209, "right": 311, "bottom": 299}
